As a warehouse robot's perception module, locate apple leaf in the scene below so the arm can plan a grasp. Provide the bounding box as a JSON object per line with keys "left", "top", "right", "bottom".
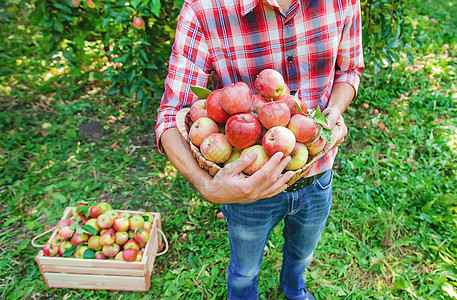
{"left": 81, "top": 225, "right": 97, "bottom": 236}
{"left": 83, "top": 248, "right": 95, "bottom": 259}
{"left": 312, "top": 106, "right": 329, "bottom": 127}
{"left": 63, "top": 246, "right": 77, "bottom": 257}
{"left": 190, "top": 85, "right": 212, "bottom": 99}
{"left": 294, "top": 90, "right": 305, "bottom": 114}
{"left": 75, "top": 226, "right": 84, "bottom": 235}
{"left": 321, "top": 127, "right": 333, "bottom": 143}
{"left": 76, "top": 205, "right": 90, "bottom": 218}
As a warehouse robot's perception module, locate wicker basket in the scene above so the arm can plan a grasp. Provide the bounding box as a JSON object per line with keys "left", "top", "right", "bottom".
{"left": 176, "top": 107, "right": 339, "bottom": 186}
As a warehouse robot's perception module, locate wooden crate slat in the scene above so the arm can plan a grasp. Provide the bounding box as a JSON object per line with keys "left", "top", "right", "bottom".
{"left": 36, "top": 253, "right": 146, "bottom": 270}
{"left": 40, "top": 264, "right": 146, "bottom": 276}
{"left": 44, "top": 273, "right": 147, "bottom": 291}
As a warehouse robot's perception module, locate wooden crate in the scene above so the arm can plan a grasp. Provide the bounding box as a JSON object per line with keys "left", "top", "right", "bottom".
{"left": 34, "top": 207, "right": 163, "bottom": 291}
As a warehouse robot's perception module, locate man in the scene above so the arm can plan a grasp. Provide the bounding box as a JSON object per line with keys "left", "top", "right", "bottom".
{"left": 155, "top": 0, "right": 364, "bottom": 298}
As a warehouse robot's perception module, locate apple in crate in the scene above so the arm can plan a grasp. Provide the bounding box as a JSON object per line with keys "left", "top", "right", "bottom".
{"left": 100, "top": 230, "right": 115, "bottom": 247}
{"left": 96, "top": 202, "right": 112, "bottom": 213}
{"left": 189, "top": 117, "right": 219, "bottom": 147}
{"left": 123, "top": 248, "right": 139, "bottom": 262}
{"left": 286, "top": 142, "right": 309, "bottom": 170}
{"left": 240, "top": 145, "right": 270, "bottom": 175}
{"left": 200, "top": 133, "right": 232, "bottom": 163}
{"left": 95, "top": 250, "right": 107, "bottom": 259}
{"left": 114, "top": 251, "right": 124, "bottom": 261}
{"left": 206, "top": 89, "right": 230, "bottom": 123}
{"left": 124, "top": 239, "right": 140, "bottom": 251}
{"left": 59, "top": 240, "right": 73, "bottom": 256}
{"left": 134, "top": 229, "right": 150, "bottom": 244}
{"left": 287, "top": 114, "right": 319, "bottom": 144}
{"left": 129, "top": 214, "right": 145, "bottom": 230}
{"left": 262, "top": 126, "right": 296, "bottom": 157}
{"left": 115, "top": 231, "right": 129, "bottom": 245}
{"left": 254, "top": 69, "right": 285, "bottom": 100}
{"left": 102, "top": 243, "right": 120, "bottom": 258}
{"left": 85, "top": 218, "right": 100, "bottom": 235}
{"left": 87, "top": 235, "right": 103, "bottom": 250}
{"left": 96, "top": 213, "right": 113, "bottom": 229}
{"left": 258, "top": 101, "right": 290, "bottom": 129}
{"left": 58, "top": 226, "right": 74, "bottom": 239}
{"left": 70, "top": 232, "right": 89, "bottom": 246}
{"left": 105, "top": 209, "right": 119, "bottom": 220}
{"left": 220, "top": 82, "right": 253, "bottom": 115}
{"left": 113, "top": 217, "right": 129, "bottom": 232}
{"left": 225, "top": 113, "right": 262, "bottom": 149}
{"left": 43, "top": 242, "right": 59, "bottom": 257}
{"left": 189, "top": 99, "right": 208, "bottom": 122}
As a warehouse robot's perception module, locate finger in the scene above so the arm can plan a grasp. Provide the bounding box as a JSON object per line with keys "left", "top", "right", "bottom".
{"left": 259, "top": 171, "right": 295, "bottom": 198}
{"left": 223, "top": 147, "right": 258, "bottom": 174}
{"left": 249, "top": 152, "right": 285, "bottom": 181}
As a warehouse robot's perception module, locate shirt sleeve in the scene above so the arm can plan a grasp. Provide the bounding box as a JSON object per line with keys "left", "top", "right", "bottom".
{"left": 334, "top": 0, "right": 365, "bottom": 96}
{"left": 155, "top": 1, "right": 212, "bottom": 154}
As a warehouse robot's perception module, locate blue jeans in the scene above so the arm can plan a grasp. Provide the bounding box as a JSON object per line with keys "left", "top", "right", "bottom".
{"left": 221, "top": 170, "right": 333, "bottom": 300}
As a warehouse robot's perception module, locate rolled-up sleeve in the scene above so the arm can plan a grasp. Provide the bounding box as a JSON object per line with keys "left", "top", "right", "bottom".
{"left": 155, "top": 0, "right": 212, "bottom": 153}
{"left": 334, "top": 0, "right": 365, "bottom": 96}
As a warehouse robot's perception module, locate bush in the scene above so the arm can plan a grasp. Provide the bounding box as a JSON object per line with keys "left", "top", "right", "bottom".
{"left": 0, "top": 0, "right": 416, "bottom": 107}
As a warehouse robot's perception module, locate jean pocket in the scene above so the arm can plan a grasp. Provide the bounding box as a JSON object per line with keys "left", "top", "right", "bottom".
{"left": 316, "top": 170, "right": 333, "bottom": 190}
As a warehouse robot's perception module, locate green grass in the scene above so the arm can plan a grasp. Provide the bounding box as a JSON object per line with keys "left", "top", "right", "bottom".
{"left": 1, "top": 0, "right": 457, "bottom": 299}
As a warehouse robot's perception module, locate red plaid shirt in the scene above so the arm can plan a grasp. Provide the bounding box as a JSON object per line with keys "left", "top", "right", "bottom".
{"left": 156, "top": 0, "right": 364, "bottom": 176}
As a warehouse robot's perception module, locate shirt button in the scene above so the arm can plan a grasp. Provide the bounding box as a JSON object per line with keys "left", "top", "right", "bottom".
{"left": 287, "top": 55, "right": 293, "bottom": 62}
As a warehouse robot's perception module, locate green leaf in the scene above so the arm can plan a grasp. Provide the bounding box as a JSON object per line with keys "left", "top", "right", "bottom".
{"left": 150, "top": 0, "right": 161, "bottom": 17}
{"left": 312, "top": 107, "right": 328, "bottom": 127}
{"left": 63, "top": 246, "right": 77, "bottom": 257}
{"left": 321, "top": 127, "right": 332, "bottom": 143}
{"left": 294, "top": 90, "right": 305, "bottom": 114}
{"left": 83, "top": 248, "right": 95, "bottom": 259}
{"left": 132, "top": 0, "right": 142, "bottom": 9}
{"left": 81, "top": 225, "right": 97, "bottom": 236}
{"left": 190, "top": 85, "right": 211, "bottom": 99}
{"left": 54, "top": 3, "right": 72, "bottom": 14}
{"left": 394, "top": 276, "right": 407, "bottom": 290}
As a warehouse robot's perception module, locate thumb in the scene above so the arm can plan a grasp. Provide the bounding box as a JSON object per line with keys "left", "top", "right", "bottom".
{"left": 322, "top": 108, "right": 338, "bottom": 129}
{"left": 224, "top": 148, "right": 258, "bottom": 174}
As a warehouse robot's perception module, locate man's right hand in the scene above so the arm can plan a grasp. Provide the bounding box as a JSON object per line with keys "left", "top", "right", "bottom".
{"left": 197, "top": 149, "right": 295, "bottom": 204}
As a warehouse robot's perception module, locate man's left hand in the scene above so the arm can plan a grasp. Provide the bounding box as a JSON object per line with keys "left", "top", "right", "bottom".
{"left": 322, "top": 107, "right": 348, "bottom": 148}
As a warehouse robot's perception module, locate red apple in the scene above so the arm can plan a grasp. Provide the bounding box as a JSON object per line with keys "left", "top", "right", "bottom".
{"left": 86, "top": 0, "right": 95, "bottom": 8}
{"left": 124, "top": 239, "right": 140, "bottom": 251}
{"left": 75, "top": 245, "right": 90, "bottom": 259}
{"left": 225, "top": 113, "right": 262, "bottom": 149}
{"left": 96, "top": 202, "right": 112, "bottom": 213}
{"left": 58, "top": 226, "right": 74, "bottom": 239}
{"left": 96, "top": 214, "right": 113, "bottom": 229}
{"left": 119, "top": 212, "right": 131, "bottom": 219}
{"left": 258, "top": 101, "right": 290, "bottom": 129}
{"left": 43, "top": 242, "right": 59, "bottom": 257}
{"left": 89, "top": 205, "right": 103, "bottom": 219}
{"left": 100, "top": 230, "right": 115, "bottom": 247}
{"left": 306, "top": 136, "right": 326, "bottom": 155}
{"left": 240, "top": 145, "right": 270, "bottom": 175}
{"left": 206, "top": 89, "right": 230, "bottom": 123}
{"left": 262, "top": 126, "right": 296, "bottom": 157}
{"left": 133, "top": 16, "right": 145, "bottom": 30}
{"left": 72, "top": 0, "right": 80, "bottom": 7}
{"left": 87, "top": 235, "right": 103, "bottom": 250}
{"left": 283, "top": 84, "right": 290, "bottom": 95}
{"left": 189, "top": 117, "right": 219, "bottom": 147}
{"left": 129, "top": 214, "right": 145, "bottom": 231}
{"left": 286, "top": 142, "right": 309, "bottom": 170}
{"left": 287, "top": 114, "right": 319, "bottom": 144}
{"left": 56, "top": 219, "right": 70, "bottom": 229}
{"left": 95, "top": 251, "right": 107, "bottom": 259}
{"left": 123, "top": 248, "right": 139, "bottom": 262}
{"left": 136, "top": 253, "right": 143, "bottom": 262}
{"left": 134, "top": 229, "right": 150, "bottom": 244}
{"left": 248, "top": 94, "right": 268, "bottom": 118}
{"left": 70, "top": 232, "right": 89, "bottom": 246}
{"left": 112, "top": 217, "right": 129, "bottom": 232}
{"left": 102, "top": 244, "right": 120, "bottom": 258}
{"left": 276, "top": 94, "right": 307, "bottom": 116}
{"left": 115, "top": 231, "right": 129, "bottom": 245}
{"left": 189, "top": 99, "right": 208, "bottom": 122}
{"left": 254, "top": 69, "right": 285, "bottom": 99}
{"left": 143, "top": 221, "right": 152, "bottom": 232}
{"left": 200, "top": 133, "right": 232, "bottom": 163}
{"left": 220, "top": 82, "right": 253, "bottom": 115}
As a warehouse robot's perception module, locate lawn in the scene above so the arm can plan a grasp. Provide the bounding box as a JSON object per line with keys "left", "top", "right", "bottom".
{"left": 0, "top": 0, "right": 456, "bottom": 299}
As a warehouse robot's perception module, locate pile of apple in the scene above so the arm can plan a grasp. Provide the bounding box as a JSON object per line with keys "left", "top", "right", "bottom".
{"left": 188, "top": 69, "right": 331, "bottom": 175}
{"left": 42, "top": 202, "right": 155, "bottom": 262}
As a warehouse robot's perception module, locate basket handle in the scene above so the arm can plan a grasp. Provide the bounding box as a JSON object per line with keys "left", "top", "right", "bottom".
{"left": 176, "top": 108, "right": 191, "bottom": 143}
{"left": 155, "top": 228, "right": 169, "bottom": 256}
{"left": 31, "top": 226, "right": 57, "bottom": 248}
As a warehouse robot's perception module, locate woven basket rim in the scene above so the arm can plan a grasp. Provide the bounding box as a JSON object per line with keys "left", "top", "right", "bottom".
{"left": 176, "top": 107, "right": 339, "bottom": 186}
